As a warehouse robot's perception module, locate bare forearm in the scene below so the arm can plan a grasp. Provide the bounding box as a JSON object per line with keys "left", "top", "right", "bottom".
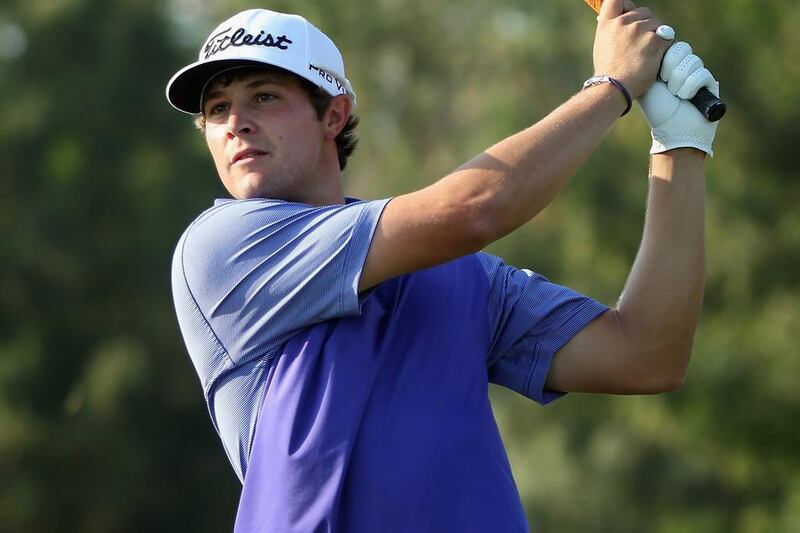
{"left": 433, "top": 84, "right": 627, "bottom": 244}
{"left": 617, "top": 148, "right": 706, "bottom": 383}
{"left": 359, "top": 5, "right": 674, "bottom": 292}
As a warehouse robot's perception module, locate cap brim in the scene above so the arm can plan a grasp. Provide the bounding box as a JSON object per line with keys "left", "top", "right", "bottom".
{"left": 166, "top": 58, "right": 270, "bottom": 114}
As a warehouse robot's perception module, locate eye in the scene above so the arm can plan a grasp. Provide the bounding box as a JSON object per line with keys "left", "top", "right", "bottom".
{"left": 255, "top": 92, "right": 277, "bottom": 103}
{"left": 205, "top": 101, "right": 229, "bottom": 117}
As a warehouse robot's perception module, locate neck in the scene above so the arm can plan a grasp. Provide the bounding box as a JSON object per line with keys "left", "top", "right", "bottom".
{"left": 300, "top": 143, "right": 346, "bottom": 206}
{"left": 301, "top": 173, "right": 346, "bottom": 206}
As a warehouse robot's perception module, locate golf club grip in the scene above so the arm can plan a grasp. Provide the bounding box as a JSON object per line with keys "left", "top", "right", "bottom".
{"left": 692, "top": 86, "right": 725, "bottom": 122}
{"left": 583, "top": 0, "right": 726, "bottom": 122}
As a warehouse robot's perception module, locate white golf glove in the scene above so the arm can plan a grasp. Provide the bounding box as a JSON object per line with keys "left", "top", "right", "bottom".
{"left": 638, "top": 41, "right": 720, "bottom": 157}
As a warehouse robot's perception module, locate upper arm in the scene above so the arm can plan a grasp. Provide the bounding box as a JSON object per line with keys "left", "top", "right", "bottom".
{"left": 482, "top": 254, "right": 609, "bottom": 405}
{"left": 546, "top": 309, "right": 687, "bottom": 394}
{"left": 359, "top": 184, "right": 490, "bottom": 292}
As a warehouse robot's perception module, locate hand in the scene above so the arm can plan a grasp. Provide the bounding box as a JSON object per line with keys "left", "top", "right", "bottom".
{"left": 638, "top": 41, "right": 720, "bottom": 156}
{"left": 593, "top": 0, "right": 672, "bottom": 99}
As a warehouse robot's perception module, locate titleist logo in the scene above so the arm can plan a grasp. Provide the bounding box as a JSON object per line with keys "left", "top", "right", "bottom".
{"left": 203, "top": 27, "right": 293, "bottom": 59}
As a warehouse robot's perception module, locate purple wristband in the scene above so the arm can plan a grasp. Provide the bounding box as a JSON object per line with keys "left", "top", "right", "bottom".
{"left": 582, "top": 75, "right": 633, "bottom": 117}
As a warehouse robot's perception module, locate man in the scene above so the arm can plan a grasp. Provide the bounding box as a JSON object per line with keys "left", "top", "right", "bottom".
{"left": 167, "top": 1, "right": 719, "bottom": 531}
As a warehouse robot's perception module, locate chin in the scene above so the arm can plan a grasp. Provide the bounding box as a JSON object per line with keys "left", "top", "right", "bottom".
{"left": 229, "top": 171, "right": 274, "bottom": 200}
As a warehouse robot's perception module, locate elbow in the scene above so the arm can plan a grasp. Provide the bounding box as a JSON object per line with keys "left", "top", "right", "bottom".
{"left": 613, "top": 310, "right": 695, "bottom": 395}
{"left": 442, "top": 193, "right": 506, "bottom": 252}
{"left": 432, "top": 166, "right": 520, "bottom": 249}
{"left": 468, "top": 209, "right": 499, "bottom": 250}
{"left": 640, "top": 345, "right": 692, "bottom": 394}
{"left": 464, "top": 195, "right": 516, "bottom": 249}
{"left": 651, "top": 364, "right": 688, "bottom": 393}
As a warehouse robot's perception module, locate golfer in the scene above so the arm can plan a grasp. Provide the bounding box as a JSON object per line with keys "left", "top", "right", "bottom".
{"left": 167, "top": 0, "right": 720, "bottom": 531}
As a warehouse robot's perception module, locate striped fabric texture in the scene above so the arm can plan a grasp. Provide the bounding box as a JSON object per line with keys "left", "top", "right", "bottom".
{"left": 171, "top": 197, "right": 608, "bottom": 483}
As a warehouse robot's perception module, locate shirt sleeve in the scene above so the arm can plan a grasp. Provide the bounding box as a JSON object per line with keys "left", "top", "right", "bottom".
{"left": 476, "top": 252, "right": 609, "bottom": 405}
{"left": 176, "top": 197, "right": 391, "bottom": 366}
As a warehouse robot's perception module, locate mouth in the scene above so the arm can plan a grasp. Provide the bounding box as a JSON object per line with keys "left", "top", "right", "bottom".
{"left": 232, "top": 149, "right": 267, "bottom": 165}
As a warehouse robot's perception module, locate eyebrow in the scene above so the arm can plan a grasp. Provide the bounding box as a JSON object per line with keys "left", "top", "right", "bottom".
{"left": 204, "top": 77, "right": 283, "bottom": 102}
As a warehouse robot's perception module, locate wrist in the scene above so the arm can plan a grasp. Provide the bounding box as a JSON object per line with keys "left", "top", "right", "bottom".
{"left": 651, "top": 148, "right": 707, "bottom": 182}
{"left": 655, "top": 148, "right": 707, "bottom": 162}
{"left": 582, "top": 75, "right": 632, "bottom": 117}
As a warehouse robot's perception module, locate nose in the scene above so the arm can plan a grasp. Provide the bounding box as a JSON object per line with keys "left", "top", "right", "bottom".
{"left": 226, "top": 104, "right": 256, "bottom": 138}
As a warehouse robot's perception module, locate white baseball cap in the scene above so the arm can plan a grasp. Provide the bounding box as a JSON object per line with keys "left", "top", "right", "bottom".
{"left": 166, "top": 9, "right": 356, "bottom": 114}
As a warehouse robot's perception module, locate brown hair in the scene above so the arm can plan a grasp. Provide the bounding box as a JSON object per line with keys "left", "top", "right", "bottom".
{"left": 194, "top": 66, "right": 359, "bottom": 170}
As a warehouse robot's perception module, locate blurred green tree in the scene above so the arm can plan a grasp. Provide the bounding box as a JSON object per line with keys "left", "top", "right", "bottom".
{"left": 0, "top": 0, "right": 237, "bottom": 531}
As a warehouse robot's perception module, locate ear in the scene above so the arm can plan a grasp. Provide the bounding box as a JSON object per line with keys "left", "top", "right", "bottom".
{"left": 323, "top": 95, "right": 352, "bottom": 140}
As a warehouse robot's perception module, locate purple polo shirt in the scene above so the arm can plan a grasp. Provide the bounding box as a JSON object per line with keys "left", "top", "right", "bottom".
{"left": 171, "top": 198, "right": 608, "bottom": 532}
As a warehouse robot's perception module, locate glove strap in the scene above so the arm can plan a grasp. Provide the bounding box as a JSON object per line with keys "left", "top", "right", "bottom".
{"left": 582, "top": 75, "right": 632, "bottom": 117}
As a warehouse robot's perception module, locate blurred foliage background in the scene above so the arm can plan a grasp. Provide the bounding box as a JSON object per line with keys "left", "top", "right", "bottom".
{"left": 0, "top": 0, "right": 797, "bottom": 531}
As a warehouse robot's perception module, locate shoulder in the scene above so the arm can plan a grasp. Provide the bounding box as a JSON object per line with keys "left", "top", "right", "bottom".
{"left": 179, "top": 198, "right": 389, "bottom": 250}
{"left": 179, "top": 198, "right": 304, "bottom": 250}
{"left": 170, "top": 199, "right": 303, "bottom": 293}
{"left": 174, "top": 198, "right": 362, "bottom": 270}
{"left": 171, "top": 196, "right": 391, "bottom": 306}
